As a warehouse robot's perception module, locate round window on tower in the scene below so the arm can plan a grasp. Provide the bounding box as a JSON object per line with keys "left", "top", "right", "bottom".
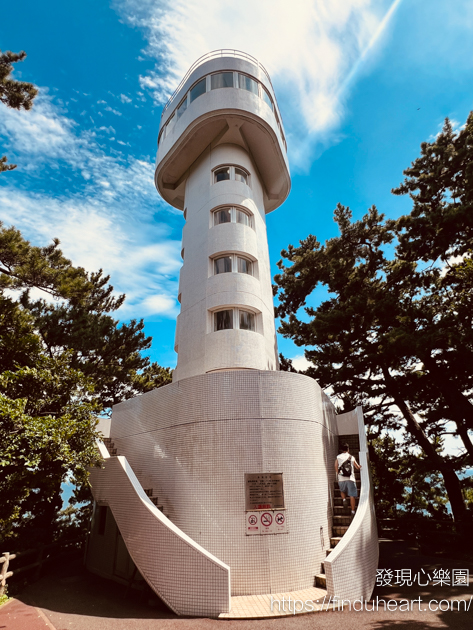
{"left": 234, "top": 167, "right": 248, "bottom": 185}
{"left": 214, "top": 309, "right": 233, "bottom": 331}
{"left": 213, "top": 207, "right": 232, "bottom": 225}
{"left": 214, "top": 167, "right": 230, "bottom": 183}
{"left": 214, "top": 256, "right": 232, "bottom": 274}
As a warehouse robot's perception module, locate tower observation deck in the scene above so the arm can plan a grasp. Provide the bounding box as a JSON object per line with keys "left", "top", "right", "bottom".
{"left": 155, "top": 50, "right": 290, "bottom": 382}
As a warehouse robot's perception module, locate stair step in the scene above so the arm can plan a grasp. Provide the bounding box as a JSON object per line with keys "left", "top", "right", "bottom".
{"left": 334, "top": 497, "right": 358, "bottom": 507}
{"left": 333, "top": 506, "right": 356, "bottom": 515}
{"left": 333, "top": 515, "right": 352, "bottom": 526}
{"left": 315, "top": 574, "right": 327, "bottom": 588}
{"left": 326, "top": 549, "right": 333, "bottom": 557}
{"left": 333, "top": 526, "right": 350, "bottom": 536}
{"left": 330, "top": 537, "right": 343, "bottom": 547}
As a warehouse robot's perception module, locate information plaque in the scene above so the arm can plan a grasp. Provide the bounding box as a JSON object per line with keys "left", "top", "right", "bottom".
{"left": 245, "top": 473, "right": 285, "bottom": 511}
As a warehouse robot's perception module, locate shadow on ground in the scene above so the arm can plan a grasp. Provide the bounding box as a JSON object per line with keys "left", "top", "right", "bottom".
{"left": 11, "top": 539, "right": 473, "bottom": 630}
{"left": 18, "top": 557, "right": 177, "bottom": 621}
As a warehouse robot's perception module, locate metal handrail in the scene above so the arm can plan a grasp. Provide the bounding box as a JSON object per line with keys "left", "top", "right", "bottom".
{"left": 161, "top": 49, "right": 273, "bottom": 117}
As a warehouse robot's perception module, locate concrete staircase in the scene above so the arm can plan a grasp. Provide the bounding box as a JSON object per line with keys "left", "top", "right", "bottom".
{"left": 314, "top": 435, "right": 361, "bottom": 589}
{"left": 90, "top": 439, "right": 231, "bottom": 616}
{"left": 102, "top": 438, "right": 167, "bottom": 517}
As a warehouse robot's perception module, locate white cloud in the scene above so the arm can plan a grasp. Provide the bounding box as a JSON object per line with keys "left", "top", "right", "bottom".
{"left": 0, "top": 93, "right": 182, "bottom": 320}
{"left": 290, "top": 354, "right": 312, "bottom": 371}
{"left": 0, "top": 93, "right": 79, "bottom": 162}
{"left": 120, "top": 94, "right": 132, "bottom": 103}
{"left": 428, "top": 117, "right": 466, "bottom": 142}
{"left": 98, "top": 125, "right": 116, "bottom": 134}
{"left": 105, "top": 105, "right": 123, "bottom": 116}
{"left": 113, "top": 0, "right": 402, "bottom": 167}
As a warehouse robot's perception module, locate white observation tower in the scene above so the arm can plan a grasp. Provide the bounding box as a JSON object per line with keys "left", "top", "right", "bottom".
{"left": 155, "top": 51, "right": 290, "bottom": 381}
{"left": 86, "top": 51, "right": 378, "bottom": 618}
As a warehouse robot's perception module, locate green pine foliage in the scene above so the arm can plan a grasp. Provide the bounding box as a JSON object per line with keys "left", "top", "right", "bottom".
{"left": 0, "top": 226, "right": 172, "bottom": 548}
{"left": 0, "top": 49, "right": 38, "bottom": 173}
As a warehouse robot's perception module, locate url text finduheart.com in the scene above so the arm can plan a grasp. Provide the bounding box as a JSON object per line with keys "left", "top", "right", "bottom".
{"left": 270, "top": 595, "right": 473, "bottom": 614}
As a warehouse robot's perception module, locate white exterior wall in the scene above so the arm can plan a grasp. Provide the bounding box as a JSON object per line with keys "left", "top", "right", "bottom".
{"left": 156, "top": 57, "right": 289, "bottom": 211}
{"left": 110, "top": 370, "right": 340, "bottom": 596}
{"left": 174, "top": 143, "right": 278, "bottom": 381}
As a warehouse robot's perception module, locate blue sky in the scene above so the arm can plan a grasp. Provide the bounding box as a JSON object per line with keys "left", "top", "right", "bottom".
{"left": 1, "top": 0, "right": 473, "bottom": 378}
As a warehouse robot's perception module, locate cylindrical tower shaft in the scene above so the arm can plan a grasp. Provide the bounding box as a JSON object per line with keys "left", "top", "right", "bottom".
{"left": 155, "top": 52, "right": 290, "bottom": 382}
{"left": 174, "top": 142, "right": 278, "bottom": 381}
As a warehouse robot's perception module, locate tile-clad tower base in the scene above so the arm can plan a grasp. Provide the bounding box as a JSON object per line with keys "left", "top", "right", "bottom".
{"left": 109, "top": 370, "right": 340, "bottom": 595}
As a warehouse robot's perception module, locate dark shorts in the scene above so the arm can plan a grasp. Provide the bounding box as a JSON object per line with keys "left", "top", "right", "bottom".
{"left": 338, "top": 480, "right": 358, "bottom": 497}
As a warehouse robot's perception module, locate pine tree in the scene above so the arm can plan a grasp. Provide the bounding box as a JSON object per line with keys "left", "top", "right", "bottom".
{"left": 0, "top": 225, "right": 172, "bottom": 546}
{"left": 274, "top": 114, "right": 473, "bottom": 532}
{"left": 0, "top": 49, "right": 38, "bottom": 173}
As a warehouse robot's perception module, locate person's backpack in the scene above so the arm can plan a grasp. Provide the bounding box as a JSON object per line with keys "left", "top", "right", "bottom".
{"left": 338, "top": 455, "right": 352, "bottom": 478}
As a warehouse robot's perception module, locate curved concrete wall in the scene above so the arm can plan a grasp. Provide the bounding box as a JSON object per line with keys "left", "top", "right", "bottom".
{"left": 157, "top": 56, "right": 288, "bottom": 192}
{"left": 110, "top": 370, "right": 340, "bottom": 595}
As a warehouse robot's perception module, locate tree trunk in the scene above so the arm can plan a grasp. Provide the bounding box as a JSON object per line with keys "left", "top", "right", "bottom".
{"left": 382, "top": 367, "right": 470, "bottom": 532}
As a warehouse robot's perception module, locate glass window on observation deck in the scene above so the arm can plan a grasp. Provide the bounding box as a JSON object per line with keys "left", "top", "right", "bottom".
{"left": 214, "top": 256, "right": 232, "bottom": 274}
{"left": 214, "top": 167, "right": 230, "bottom": 182}
{"left": 189, "top": 78, "right": 206, "bottom": 103}
{"left": 211, "top": 72, "right": 234, "bottom": 89}
{"left": 261, "top": 86, "right": 274, "bottom": 111}
{"left": 215, "top": 309, "right": 233, "bottom": 331}
{"left": 239, "top": 310, "right": 255, "bottom": 331}
{"left": 176, "top": 96, "right": 188, "bottom": 120}
{"left": 238, "top": 73, "right": 258, "bottom": 95}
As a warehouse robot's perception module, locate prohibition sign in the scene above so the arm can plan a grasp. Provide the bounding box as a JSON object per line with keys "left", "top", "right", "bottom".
{"left": 275, "top": 513, "right": 285, "bottom": 525}
{"left": 248, "top": 515, "right": 257, "bottom": 525}
{"left": 261, "top": 512, "right": 273, "bottom": 527}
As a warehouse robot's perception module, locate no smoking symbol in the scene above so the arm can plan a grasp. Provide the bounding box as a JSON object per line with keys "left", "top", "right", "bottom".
{"left": 261, "top": 512, "right": 273, "bottom": 526}
{"left": 248, "top": 515, "right": 257, "bottom": 525}
{"left": 275, "top": 513, "right": 285, "bottom": 525}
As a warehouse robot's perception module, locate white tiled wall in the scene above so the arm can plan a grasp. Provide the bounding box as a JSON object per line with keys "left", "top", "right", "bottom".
{"left": 109, "top": 370, "right": 340, "bottom": 596}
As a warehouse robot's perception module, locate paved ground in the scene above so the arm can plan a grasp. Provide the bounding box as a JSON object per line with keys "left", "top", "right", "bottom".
{"left": 1, "top": 539, "right": 472, "bottom": 630}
